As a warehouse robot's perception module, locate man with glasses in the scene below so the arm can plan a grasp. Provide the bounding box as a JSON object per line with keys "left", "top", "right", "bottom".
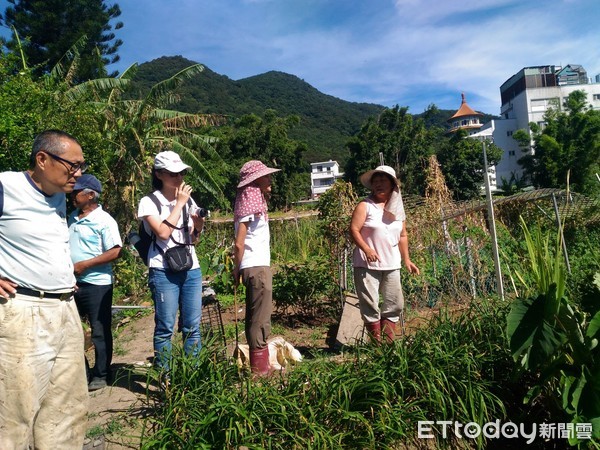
{"left": 0, "top": 130, "right": 89, "bottom": 449}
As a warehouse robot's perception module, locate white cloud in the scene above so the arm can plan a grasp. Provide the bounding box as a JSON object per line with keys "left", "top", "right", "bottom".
{"left": 2, "top": 0, "right": 598, "bottom": 113}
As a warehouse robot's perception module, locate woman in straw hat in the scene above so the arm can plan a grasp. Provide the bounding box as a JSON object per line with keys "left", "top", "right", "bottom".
{"left": 233, "top": 160, "right": 281, "bottom": 376}
{"left": 350, "top": 165, "right": 420, "bottom": 342}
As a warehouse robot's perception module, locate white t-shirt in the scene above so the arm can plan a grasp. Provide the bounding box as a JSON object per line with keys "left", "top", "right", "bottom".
{"left": 0, "top": 171, "right": 76, "bottom": 291}
{"left": 137, "top": 191, "right": 199, "bottom": 270}
{"left": 235, "top": 213, "right": 270, "bottom": 269}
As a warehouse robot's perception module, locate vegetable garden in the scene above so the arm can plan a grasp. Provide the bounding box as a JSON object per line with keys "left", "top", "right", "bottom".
{"left": 113, "top": 179, "right": 600, "bottom": 449}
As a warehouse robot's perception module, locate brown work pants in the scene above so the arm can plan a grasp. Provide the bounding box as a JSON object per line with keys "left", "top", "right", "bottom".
{"left": 241, "top": 266, "right": 273, "bottom": 349}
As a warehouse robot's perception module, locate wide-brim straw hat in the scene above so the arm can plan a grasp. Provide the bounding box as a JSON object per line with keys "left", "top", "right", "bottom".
{"left": 237, "top": 160, "right": 281, "bottom": 188}
{"left": 359, "top": 165, "right": 399, "bottom": 189}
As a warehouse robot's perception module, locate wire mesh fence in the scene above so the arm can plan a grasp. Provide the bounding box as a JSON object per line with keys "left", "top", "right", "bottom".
{"left": 340, "top": 188, "right": 600, "bottom": 312}
{"left": 200, "top": 286, "right": 228, "bottom": 356}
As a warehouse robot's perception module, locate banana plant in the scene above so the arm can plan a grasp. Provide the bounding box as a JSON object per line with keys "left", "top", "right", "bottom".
{"left": 93, "top": 62, "right": 227, "bottom": 229}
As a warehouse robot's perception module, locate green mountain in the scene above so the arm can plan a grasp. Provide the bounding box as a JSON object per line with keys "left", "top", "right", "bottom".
{"left": 130, "top": 56, "right": 497, "bottom": 164}
{"left": 131, "top": 56, "right": 384, "bottom": 163}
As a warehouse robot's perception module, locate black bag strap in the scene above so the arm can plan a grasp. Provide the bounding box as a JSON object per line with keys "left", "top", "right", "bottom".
{"left": 146, "top": 193, "right": 162, "bottom": 253}
{"left": 148, "top": 193, "right": 194, "bottom": 252}
{"left": 168, "top": 203, "right": 193, "bottom": 246}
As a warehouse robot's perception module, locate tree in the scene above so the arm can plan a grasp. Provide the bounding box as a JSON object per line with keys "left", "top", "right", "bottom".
{"left": 518, "top": 90, "right": 600, "bottom": 195}
{"left": 1, "top": 0, "right": 123, "bottom": 81}
{"left": 345, "top": 105, "right": 435, "bottom": 196}
{"left": 0, "top": 50, "right": 110, "bottom": 174}
{"left": 96, "top": 63, "right": 227, "bottom": 227}
{"left": 1, "top": 39, "right": 229, "bottom": 225}
{"left": 219, "top": 110, "right": 309, "bottom": 210}
{"left": 436, "top": 130, "right": 503, "bottom": 200}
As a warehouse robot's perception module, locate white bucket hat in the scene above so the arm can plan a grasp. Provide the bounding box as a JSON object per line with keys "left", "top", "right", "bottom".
{"left": 359, "top": 165, "right": 399, "bottom": 189}
{"left": 154, "top": 151, "right": 191, "bottom": 173}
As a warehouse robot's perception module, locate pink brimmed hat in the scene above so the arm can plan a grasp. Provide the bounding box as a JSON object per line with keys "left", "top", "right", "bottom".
{"left": 237, "top": 160, "right": 281, "bottom": 188}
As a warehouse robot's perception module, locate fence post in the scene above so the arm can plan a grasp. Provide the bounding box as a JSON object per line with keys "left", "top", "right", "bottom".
{"left": 483, "top": 141, "right": 505, "bottom": 301}
{"left": 464, "top": 234, "right": 477, "bottom": 299}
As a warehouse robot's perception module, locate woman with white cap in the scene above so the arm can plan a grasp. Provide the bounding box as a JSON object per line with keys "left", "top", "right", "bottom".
{"left": 233, "top": 160, "right": 281, "bottom": 376}
{"left": 350, "top": 165, "right": 420, "bottom": 342}
{"left": 137, "top": 151, "right": 206, "bottom": 377}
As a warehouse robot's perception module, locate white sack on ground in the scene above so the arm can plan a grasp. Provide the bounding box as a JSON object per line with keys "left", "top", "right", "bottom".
{"left": 234, "top": 336, "right": 302, "bottom": 371}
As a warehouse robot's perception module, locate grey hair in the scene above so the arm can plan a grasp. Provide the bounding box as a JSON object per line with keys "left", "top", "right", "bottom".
{"left": 29, "top": 129, "right": 80, "bottom": 169}
{"left": 81, "top": 188, "right": 100, "bottom": 202}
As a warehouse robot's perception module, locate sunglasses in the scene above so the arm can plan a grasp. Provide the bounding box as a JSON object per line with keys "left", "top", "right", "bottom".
{"left": 45, "top": 152, "right": 89, "bottom": 174}
{"left": 161, "top": 169, "right": 188, "bottom": 177}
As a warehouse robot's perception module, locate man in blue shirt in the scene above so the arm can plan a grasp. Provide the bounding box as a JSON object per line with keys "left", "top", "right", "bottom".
{"left": 68, "top": 174, "right": 122, "bottom": 391}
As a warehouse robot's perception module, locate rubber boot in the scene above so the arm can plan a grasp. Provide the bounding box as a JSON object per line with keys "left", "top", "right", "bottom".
{"left": 380, "top": 318, "right": 396, "bottom": 342}
{"left": 364, "top": 321, "right": 381, "bottom": 343}
{"left": 250, "top": 347, "right": 272, "bottom": 377}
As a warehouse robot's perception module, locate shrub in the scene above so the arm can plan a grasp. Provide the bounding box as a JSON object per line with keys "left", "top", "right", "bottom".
{"left": 273, "top": 257, "right": 339, "bottom": 319}
{"left": 113, "top": 247, "right": 150, "bottom": 303}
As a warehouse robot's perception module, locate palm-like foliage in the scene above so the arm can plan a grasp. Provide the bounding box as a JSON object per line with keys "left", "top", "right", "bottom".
{"left": 92, "top": 63, "right": 227, "bottom": 228}
{"left": 7, "top": 27, "right": 227, "bottom": 226}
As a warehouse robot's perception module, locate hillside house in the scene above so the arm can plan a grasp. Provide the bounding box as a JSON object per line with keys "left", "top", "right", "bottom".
{"left": 310, "top": 160, "right": 344, "bottom": 199}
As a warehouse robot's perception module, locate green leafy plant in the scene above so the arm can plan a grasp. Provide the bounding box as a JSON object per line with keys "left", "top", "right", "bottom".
{"left": 113, "top": 247, "right": 150, "bottom": 303}
{"left": 273, "top": 257, "right": 338, "bottom": 319}
{"left": 198, "top": 238, "right": 234, "bottom": 294}
{"left": 140, "top": 300, "right": 511, "bottom": 449}
{"left": 506, "top": 217, "right": 600, "bottom": 443}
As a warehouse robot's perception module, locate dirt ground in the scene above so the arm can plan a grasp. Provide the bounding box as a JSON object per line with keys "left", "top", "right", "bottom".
{"left": 84, "top": 311, "right": 156, "bottom": 449}
{"left": 84, "top": 299, "right": 460, "bottom": 449}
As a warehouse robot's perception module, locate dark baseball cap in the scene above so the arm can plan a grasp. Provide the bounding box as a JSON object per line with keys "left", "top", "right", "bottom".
{"left": 73, "top": 174, "right": 102, "bottom": 193}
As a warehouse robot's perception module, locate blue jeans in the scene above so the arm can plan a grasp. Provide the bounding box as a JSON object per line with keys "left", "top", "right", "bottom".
{"left": 148, "top": 268, "right": 202, "bottom": 370}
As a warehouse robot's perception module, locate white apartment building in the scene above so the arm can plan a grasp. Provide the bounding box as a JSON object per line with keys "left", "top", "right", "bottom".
{"left": 310, "top": 160, "right": 344, "bottom": 199}
{"left": 472, "top": 64, "right": 600, "bottom": 188}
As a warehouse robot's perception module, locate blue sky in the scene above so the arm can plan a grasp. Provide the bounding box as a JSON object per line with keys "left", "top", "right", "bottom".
{"left": 1, "top": 0, "right": 599, "bottom": 115}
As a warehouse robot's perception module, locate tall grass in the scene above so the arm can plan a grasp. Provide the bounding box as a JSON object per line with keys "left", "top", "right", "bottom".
{"left": 270, "top": 216, "right": 329, "bottom": 263}
{"left": 140, "top": 299, "right": 513, "bottom": 449}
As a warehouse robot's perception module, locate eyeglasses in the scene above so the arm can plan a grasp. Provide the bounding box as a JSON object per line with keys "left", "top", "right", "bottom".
{"left": 45, "top": 152, "right": 89, "bottom": 174}
{"left": 162, "top": 170, "right": 188, "bottom": 177}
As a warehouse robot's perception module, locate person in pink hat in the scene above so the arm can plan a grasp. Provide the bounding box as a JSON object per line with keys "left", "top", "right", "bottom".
{"left": 350, "top": 165, "right": 420, "bottom": 342}
{"left": 233, "top": 160, "right": 281, "bottom": 376}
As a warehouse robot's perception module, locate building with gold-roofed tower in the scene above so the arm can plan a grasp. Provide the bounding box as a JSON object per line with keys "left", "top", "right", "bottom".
{"left": 446, "top": 93, "right": 483, "bottom": 135}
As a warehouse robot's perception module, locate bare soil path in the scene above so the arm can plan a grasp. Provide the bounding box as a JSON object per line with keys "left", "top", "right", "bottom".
{"left": 84, "top": 311, "right": 156, "bottom": 449}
